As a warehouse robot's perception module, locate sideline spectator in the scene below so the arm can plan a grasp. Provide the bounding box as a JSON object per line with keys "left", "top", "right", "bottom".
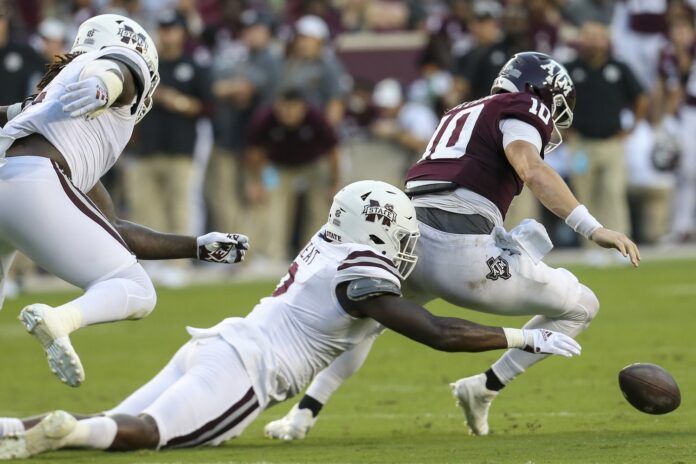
{"left": 206, "top": 9, "right": 281, "bottom": 234}
{"left": 279, "top": 15, "right": 348, "bottom": 125}
{"left": 246, "top": 89, "right": 340, "bottom": 263}
{"left": 565, "top": 21, "right": 648, "bottom": 249}
{"left": 127, "top": 11, "right": 212, "bottom": 238}
{"left": 0, "top": 3, "right": 43, "bottom": 102}
{"left": 454, "top": 1, "right": 509, "bottom": 101}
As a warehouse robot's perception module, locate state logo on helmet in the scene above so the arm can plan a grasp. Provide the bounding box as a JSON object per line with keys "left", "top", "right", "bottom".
{"left": 324, "top": 180, "right": 420, "bottom": 279}
{"left": 491, "top": 51, "right": 575, "bottom": 153}
{"left": 71, "top": 14, "right": 159, "bottom": 123}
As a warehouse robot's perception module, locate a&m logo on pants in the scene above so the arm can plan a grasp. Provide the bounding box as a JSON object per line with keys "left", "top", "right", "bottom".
{"left": 485, "top": 256, "right": 511, "bottom": 281}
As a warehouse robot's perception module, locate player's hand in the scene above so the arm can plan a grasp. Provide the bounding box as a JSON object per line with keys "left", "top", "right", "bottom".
{"left": 523, "top": 329, "right": 581, "bottom": 357}
{"left": 60, "top": 77, "right": 109, "bottom": 117}
{"left": 590, "top": 227, "right": 641, "bottom": 267}
{"left": 196, "top": 232, "right": 249, "bottom": 264}
{"left": 264, "top": 404, "right": 316, "bottom": 441}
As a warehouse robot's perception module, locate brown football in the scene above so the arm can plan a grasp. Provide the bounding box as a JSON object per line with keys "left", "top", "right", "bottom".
{"left": 618, "top": 363, "right": 681, "bottom": 414}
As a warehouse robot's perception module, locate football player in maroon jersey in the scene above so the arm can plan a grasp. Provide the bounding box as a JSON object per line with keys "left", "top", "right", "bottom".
{"left": 263, "top": 52, "right": 640, "bottom": 439}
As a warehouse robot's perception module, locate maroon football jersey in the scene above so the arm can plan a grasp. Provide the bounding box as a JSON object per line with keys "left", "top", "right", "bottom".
{"left": 405, "top": 92, "right": 553, "bottom": 218}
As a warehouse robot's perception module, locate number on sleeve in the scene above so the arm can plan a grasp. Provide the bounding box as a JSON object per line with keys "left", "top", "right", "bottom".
{"left": 421, "top": 103, "right": 485, "bottom": 160}
{"left": 528, "top": 97, "right": 551, "bottom": 124}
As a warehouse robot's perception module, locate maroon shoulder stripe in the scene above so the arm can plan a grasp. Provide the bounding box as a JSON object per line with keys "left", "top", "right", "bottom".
{"left": 337, "top": 261, "right": 400, "bottom": 280}
{"left": 51, "top": 161, "right": 132, "bottom": 253}
{"left": 344, "top": 250, "right": 396, "bottom": 267}
{"left": 163, "top": 387, "right": 257, "bottom": 448}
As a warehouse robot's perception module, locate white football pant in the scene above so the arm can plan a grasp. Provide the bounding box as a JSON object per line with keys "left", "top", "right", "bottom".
{"left": 0, "top": 156, "right": 156, "bottom": 325}
{"left": 403, "top": 221, "right": 600, "bottom": 383}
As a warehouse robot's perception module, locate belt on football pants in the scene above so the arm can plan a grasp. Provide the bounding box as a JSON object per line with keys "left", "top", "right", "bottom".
{"left": 415, "top": 207, "right": 494, "bottom": 235}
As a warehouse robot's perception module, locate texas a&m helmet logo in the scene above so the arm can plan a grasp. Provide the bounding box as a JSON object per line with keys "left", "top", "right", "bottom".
{"left": 362, "top": 200, "right": 397, "bottom": 226}
{"left": 116, "top": 22, "right": 148, "bottom": 54}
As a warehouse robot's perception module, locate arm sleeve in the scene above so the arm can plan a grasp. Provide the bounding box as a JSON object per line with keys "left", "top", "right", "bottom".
{"left": 499, "top": 118, "right": 543, "bottom": 153}
{"left": 305, "top": 330, "right": 380, "bottom": 404}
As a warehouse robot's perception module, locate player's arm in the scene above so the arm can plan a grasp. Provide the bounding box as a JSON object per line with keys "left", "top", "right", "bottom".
{"left": 263, "top": 281, "right": 581, "bottom": 441}
{"left": 338, "top": 281, "right": 580, "bottom": 355}
{"left": 87, "top": 181, "right": 248, "bottom": 263}
{"left": 59, "top": 60, "right": 138, "bottom": 117}
{"left": 505, "top": 140, "right": 640, "bottom": 266}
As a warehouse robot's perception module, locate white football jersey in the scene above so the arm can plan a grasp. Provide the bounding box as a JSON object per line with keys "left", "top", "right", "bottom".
{"left": 189, "top": 230, "right": 401, "bottom": 405}
{"left": 3, "top": 46, "right": 152, "bottom": 192}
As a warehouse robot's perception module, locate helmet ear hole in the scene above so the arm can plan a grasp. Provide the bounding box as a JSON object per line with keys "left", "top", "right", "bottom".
{"left": 369, "top": 234, "right": 385, "bottom": 245}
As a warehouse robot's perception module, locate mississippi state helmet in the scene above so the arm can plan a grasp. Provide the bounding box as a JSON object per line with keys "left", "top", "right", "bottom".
{"left": 325, "top": 181, "right": 420, "bottom": 279}
{"left": 71, "top": 14, "right": 159, "bottom": 123}
{"left": 492, "top": 52, "right": 575, "bottom": 151}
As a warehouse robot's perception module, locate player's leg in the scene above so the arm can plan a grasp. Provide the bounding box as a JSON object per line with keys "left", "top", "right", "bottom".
{"left": 0, "top": 158, "right": 157, "bottom": 386}
{"left": 410, "top": 222, "right": 599, "bottom": 434}
{"left": 145, "top": 336, "right": 262, "bottom": 449}
{"left": 0, "top": 239, "right": 17, "bottom": 310}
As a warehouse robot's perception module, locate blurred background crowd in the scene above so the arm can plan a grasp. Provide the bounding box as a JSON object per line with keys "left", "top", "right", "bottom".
{"left": 2, "top": 0, "right": 696, "bottom": 284}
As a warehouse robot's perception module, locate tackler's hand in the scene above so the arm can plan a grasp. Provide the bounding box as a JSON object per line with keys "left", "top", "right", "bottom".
{"left": 196, "top": 232, "right": 249, "bottom": 264}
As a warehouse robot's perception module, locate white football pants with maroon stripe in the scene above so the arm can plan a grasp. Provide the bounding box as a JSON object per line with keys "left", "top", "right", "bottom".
{"left": 0, "top": 156, "right": 155, "bottom": 325}
{"left": 106, "top": 335, "right": 262, "bottom": 448}
{"left": 403, "top": 221, "right": 599, "bottom": 383}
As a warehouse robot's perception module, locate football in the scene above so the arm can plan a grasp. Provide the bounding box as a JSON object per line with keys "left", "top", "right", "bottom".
{"left": 618, "top": 363, "right": 681, "bottom": 414}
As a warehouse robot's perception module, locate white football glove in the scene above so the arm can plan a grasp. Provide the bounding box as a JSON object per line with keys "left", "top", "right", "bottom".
{"left": 524, "top": 329, "right": 581, "bottom": 358}
{"left": 60, "top": 77, "right": 109, "bottom": 117}
{"left": 264, "top": 404, "right": 316, "bottom": 441}
{"left": 196, "top": 232, "right": 249, "bottom": 264}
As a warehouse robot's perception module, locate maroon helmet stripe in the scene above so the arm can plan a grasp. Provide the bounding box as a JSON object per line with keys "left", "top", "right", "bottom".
{"left": 337, "top": 261, "right": 400, "bottom": 280}
{"left": 50, "top": 162, "right": 132, "bottom": 253}
{"left": 344, "top": 250, "right": 396, "bottom": 267}
{"left": 163, "top": 387, "right": 257, "bottom": 448}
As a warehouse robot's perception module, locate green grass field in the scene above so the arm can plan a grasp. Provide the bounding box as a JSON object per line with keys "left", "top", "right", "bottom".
{"left": 0, "top": 259, "right": 694, "bottom": 464}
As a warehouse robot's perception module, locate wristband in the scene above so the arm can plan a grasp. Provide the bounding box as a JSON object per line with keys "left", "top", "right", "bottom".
{"left": 503, "top": 327, "right": 526, "bottom": 349}
{"left": 565, "top": 204, "right": 602, "bottom": 239}
{"left": 6, "top": 102, "right": 22, "bottom": 121}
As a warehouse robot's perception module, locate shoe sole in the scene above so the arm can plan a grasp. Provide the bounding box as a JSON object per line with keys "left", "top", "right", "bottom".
{"left": 19, "top": 306, "right": 84, "bottom": 388}
{"left": 451, "top": 381, "right": 489, "bottom": 436}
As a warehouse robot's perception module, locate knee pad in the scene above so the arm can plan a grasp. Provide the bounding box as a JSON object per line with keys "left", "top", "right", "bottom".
{"left": 118, "top": 263, "right": 157, "bottom": 320}
{"left": 577, "top": 285, "right": 600, "bottom": 323}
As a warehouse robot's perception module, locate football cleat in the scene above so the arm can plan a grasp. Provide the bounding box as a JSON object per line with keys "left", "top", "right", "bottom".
{"left": 0, "top": 411, "right": 76, "bottom": 460}
{"left": 264, "top": 404, "right": 317, "bottom": 441}
{"left": 450, "top": 373, "right": 499, "bottom": 436}
{"left": 19, "top": 304, "right": 84, "bottom": 387}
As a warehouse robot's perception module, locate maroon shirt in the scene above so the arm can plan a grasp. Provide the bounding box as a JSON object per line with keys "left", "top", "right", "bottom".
{"left": 248, "top": 106, "right": 338, "bottom": 167}
{"left": 405, "top": 92, "right": 553, "bottom": 218}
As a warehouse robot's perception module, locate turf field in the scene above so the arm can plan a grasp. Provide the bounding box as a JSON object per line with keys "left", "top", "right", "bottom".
{"left": 0, "top": 259, "right": 694, "bottom": 464}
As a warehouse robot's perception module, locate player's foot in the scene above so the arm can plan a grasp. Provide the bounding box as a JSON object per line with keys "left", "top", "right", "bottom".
{"left": 264, "top": 404, "right": 316, "bottom": 441}
{"left": 19, "top": 304, "right": 84, "bottom": 387}
{"left": 450, "top": 373, "right": 498, "bottom": 436}
{"left": 0, "top": 411, "right": 75, "bottom": 460}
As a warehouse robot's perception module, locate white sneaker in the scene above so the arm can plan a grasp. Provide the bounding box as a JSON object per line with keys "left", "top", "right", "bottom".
{"left": 450, "top": 374, "right": 499, "bottom": 436}
{"left": 19, "top": 304, "right": 84, "bottom": 387}
{"left": 264, "top": 404, "right": 317, "bottom": 441}
{"left": 0, "top": 411, "right": 76, "bottom": 460}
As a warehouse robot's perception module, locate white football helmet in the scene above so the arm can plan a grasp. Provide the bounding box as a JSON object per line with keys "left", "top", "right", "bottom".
{"left": 71, "top": 14, "right": 159, "bottom": 123}
{"left": 325, "top": 181, "right": 420, "bottom": 279}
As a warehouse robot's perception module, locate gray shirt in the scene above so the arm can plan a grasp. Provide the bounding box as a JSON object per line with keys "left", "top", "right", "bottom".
{"left": 210, "top": 36, "right": 282, "bottom": 151}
